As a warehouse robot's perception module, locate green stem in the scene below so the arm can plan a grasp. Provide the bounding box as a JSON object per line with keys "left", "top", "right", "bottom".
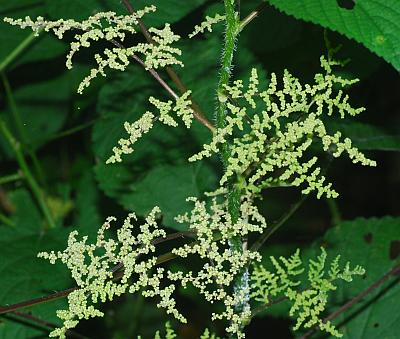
{"left": 0, "top": 172, "right": 22, "bottom": 185}
{"left": 327, "top": 197, "right": 341, "bottom": 225}
{"left": 1, "top": 73, "right": 46, "bottom": 186}
{"left": 217, "top": 1, "right": 249, "bottom": 335}
{"left": 1, "top": 73, "right": 26, "bottom": 141}
{"left": 250, "top": 196, "right": 307, "bottom": 252}
{"left": 43, "top": 119, "right": 96, "bottom": 143}
{"left": 0, "top": 118, "right": 55, "bottom": 228}
{"left": 0, "top": 31, "right": 38, "bottom": 73}
{"left": 0, "top": 213, "right": 14, "bottom": 227}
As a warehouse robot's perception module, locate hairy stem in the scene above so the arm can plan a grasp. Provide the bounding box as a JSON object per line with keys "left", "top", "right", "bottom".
{"left": 121, "top": 0, "right": 215, "bottom": 131}
{"left": 217, "top": 1, "right": 250, "bottom": 335}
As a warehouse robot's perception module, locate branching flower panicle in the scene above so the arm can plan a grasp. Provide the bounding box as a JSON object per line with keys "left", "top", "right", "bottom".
{"left": 189, "top": 56, "right": 376, "bottom": 199}
{"left": 169, "top": 195, "right": 267, "bottom": 338}
{"left": 189, "top": 13, "right": 226, "bottom": 38}
{"left": 4, "top": 6, "right": 183, "bottom": 93}
{"left": 38, "top": 208, "right": 186, "bottom": 338}
{"left": 107, "top": 91, "right": 194, "bottom": 164}
{"left": 251, "top": 248, "right": 365, "bottom": 337}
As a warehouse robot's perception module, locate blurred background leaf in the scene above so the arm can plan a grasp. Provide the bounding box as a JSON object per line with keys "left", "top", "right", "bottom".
{"left": 310, "top": 216, "right": 400, "bottom": 338}
{"left": 0, "top": 189, "right": 71, "bottom": 339}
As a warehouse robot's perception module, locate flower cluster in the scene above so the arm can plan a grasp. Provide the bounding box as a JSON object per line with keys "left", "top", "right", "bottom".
{"left": 143, "top": 322, "right": 220, "bottom": 339}
{"left": 106, "top": 91, "right": 193, "bottom": 164}
{"left": 189, "top": 57, "right": 376, "bottom": 198}
{"left": 38, "top": 208, "right": 186, "bottom": 338}
{"left": 4, "top": 6, "right": 183, "bottom": 93}
{"left": 169, "top": 194, "right": 267, "bottom": 338}
{"left": 251, "top": 248, "right": 365, "bottom": 337}
{"left": 39, "top": 191, "right": 267, "bottom": 338}
{"left": 189, "top": 13, "right": 225, "bottom": 38}
{"left": 106, "top": 111, "right": 155, "bottom": 164}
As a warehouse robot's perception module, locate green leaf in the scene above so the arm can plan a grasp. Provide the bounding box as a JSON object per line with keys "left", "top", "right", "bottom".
{"left": 328, "top": 120, "right": 400, "bottom": 151}
{"left": 310, "top": 216, "right": 400, "bottom": 338}
{"left": 0, "top": 189, "right": 71, "bottom": 338}
{"left": 267, "top": 0, "right": 400, "bottom": 70}
{"left": 74, "top": 170, "right": 101, "bottom": 236}
{"left": 45, "top": 0, "right": 207, "bottom": 26}
{"left": 96, "top": 163, "right": 217, "bottom": 230}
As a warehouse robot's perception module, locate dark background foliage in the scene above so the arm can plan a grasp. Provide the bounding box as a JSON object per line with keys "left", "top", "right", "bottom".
{"left": 0, "top": 0, "right": 399, "bottom": 338}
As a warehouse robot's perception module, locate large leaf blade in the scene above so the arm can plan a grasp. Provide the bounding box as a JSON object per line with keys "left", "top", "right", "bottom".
{"left": 267, "top": 0, "right": 400, "bottom": 70}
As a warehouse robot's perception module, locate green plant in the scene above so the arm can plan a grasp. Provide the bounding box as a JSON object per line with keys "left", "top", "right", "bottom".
{"left": 1, "top": 1, "right": 399, "bottom": 338}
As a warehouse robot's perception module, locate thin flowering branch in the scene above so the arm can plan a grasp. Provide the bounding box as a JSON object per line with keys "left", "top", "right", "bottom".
{"left": 121, "top": 0, "right": 215, "bottom": 132}
{"left": 109, "top": 39, "right": 178, "bottom": 99}
{"left": 0, "top": 288, "right": 78, "bottom": 315}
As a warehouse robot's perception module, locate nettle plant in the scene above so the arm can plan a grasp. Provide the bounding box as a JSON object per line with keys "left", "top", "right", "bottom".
{"left": 3, "top": 1, "right": 397, "bottom": 338}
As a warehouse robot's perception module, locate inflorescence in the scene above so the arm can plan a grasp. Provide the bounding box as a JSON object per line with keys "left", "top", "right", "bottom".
{"left": 189, "top": 56, "right": 376, "bottom": 198}
{"left": 4, "top": 6, "right": 183, "bottom": 94}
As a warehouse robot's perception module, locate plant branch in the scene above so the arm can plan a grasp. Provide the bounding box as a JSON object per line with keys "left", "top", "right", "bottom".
{"left": 121, "top": 0, "right": 215, "bottom": 132}
{"left": 0, "top": 287, "right": 77, "bottom": 315}
{"left": 300, "top": 262, "right": 400, "bottom": 338}
{"left": 326, "top": 197, "right": 341, "bottom": 225}
{"left": 251, "top": 195, "right": 307, "bottom": 252}
{"left": 1, "top": 73, "right": 46, "bottom": 186}
{"left": 239, "top": 2, "right": 268, "bottom": 32}
{"left": 6, "top": 311, "right": 89, "bottom": 339}
{"left": 43, "top": 119, "right": 97, "bottom": 143}
{"left": 109, "top": 39, "right": 179, "bottom": 100}
{"left": 0, "top": 230, "right": 197, "bottom": 315}
{"left": 251, "top": 295, "right": 290, "bottom": 318}
{"left": 0, "top": 31, "right": 38, "bottom": 72}
{"left": 0, "top": 212, "right": 14, "bottom": 227}
{"left": 0, "top": 172, "right": 22, "bottom": 185}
